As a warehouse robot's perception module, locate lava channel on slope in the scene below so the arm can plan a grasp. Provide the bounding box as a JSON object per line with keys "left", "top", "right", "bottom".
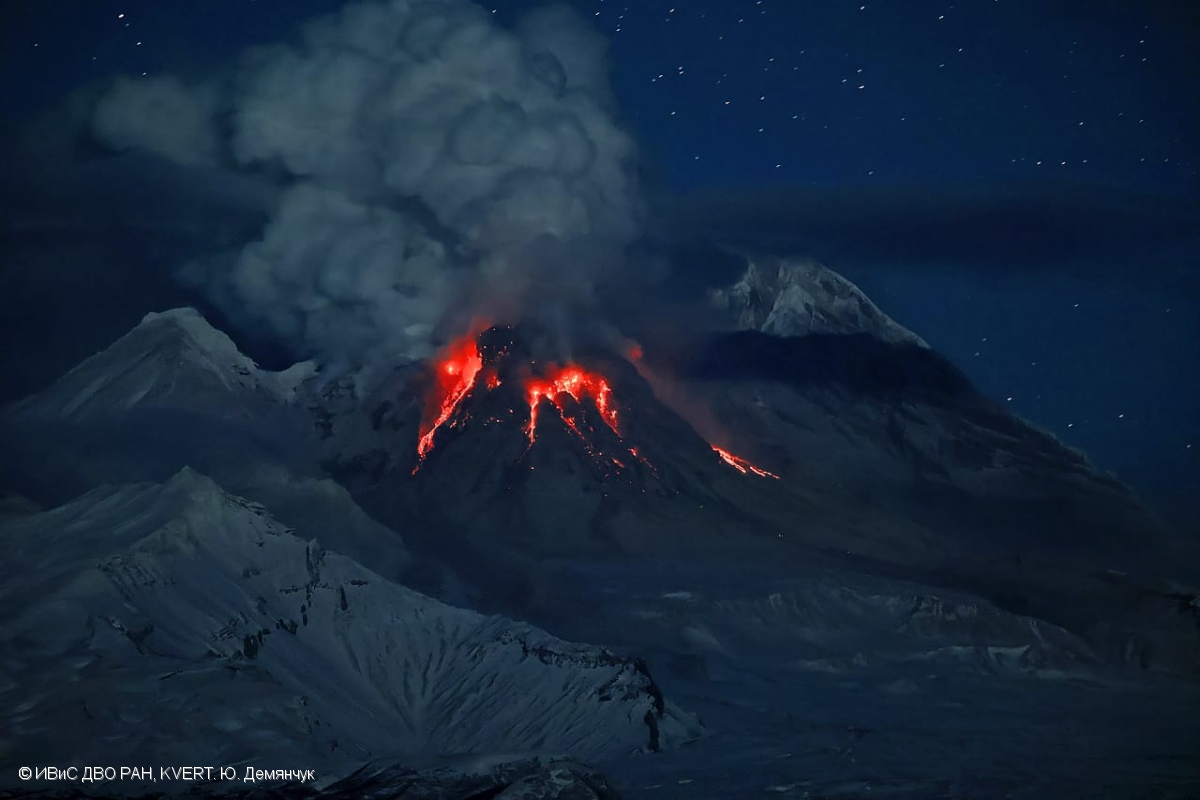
{"left": 712, "top": 446, "right": 780, "bottom": 479}
{"left": 412, "top": 327, "right": 778, "bottom": 480}
{"left": 525, "top": 366, "right": 618, "bottom": 446}
{"left": 413, "top": 330, "right": 486, "bottom": 472}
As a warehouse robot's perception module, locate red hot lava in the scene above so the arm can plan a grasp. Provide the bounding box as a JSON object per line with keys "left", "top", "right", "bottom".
{"left": 415, "top": 332, "right": 484, "bottom": 467}
{"left": 525, "top": 366, "right": 620, "bottom": 445}
{"left": 412, "top": 328, "right": 781, "bottom": 481}
{"left": 712, "top": 446, "right": 780, "bottom": 479}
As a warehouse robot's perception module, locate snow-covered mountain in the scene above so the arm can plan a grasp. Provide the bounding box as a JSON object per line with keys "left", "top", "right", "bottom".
{"left": 3, "top": 263, "right": 1199, "bottom": 795}
{"left": 0, "top": 468, "right": 700, "bottom": 786}
{"left": 709, "top": 255, "right": 928, "bottom": 347}
{"left": 1, "top": 307, "right": 321, "bottom": 503}
{"left": 0, "top": 310, "right": 401, "bottom": 581}
{"left": 8, "top": 308, "right": 313, "bottom": 422}
{"left": 5, "top": 278, "right": 1195, "bottom": 682}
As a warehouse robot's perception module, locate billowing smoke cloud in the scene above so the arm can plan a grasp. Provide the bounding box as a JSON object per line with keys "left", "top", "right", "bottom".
{"left": 203, "top": 184, "right": 452, "bottom": 360}
{"left": 90, "top": 0, "right": 640, "bottom": 367}
{"left": 93, "top": 76, "right": 223, "bottom": 167}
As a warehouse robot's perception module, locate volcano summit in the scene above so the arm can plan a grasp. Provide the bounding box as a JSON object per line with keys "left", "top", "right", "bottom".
{"left": 408, "top": 323, "right": 773, "bottom": 494}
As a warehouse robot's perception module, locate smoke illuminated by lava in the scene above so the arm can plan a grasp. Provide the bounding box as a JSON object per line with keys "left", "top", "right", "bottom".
{"left": 412, "top": 328, "right": 779, "bottom": 481}
{"left": 712, "top": 446, "right": 780, "bottom": 479}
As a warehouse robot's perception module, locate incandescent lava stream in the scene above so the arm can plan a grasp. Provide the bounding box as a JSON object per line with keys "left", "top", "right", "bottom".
{"left": 412, "top": 326, "right": 779, "bottom": 481}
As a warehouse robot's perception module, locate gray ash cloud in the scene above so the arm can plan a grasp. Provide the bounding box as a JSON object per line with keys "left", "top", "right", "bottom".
{"left": 90, "top": 0, "right": 641, "bottom": 369}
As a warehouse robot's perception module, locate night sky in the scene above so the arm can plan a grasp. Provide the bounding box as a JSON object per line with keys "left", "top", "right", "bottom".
{"left": 2, "top": 0, "right": 1197, "bottom": 527}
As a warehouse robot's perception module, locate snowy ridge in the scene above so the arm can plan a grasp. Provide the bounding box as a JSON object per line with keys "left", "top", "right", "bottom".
{"left": 0, "top": 469, "right": 701, "bottom": 777}
{"left": 139, "top": 308, "right": 259, "bottom": 379}
{"left": 7, "top": 308, "right": 309, "bottom": 420}
{"left": 710, "top": 256, "right": 928, "bottom": 346}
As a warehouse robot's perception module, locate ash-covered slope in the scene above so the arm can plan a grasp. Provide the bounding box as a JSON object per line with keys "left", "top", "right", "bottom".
{"left": 0, "top": 468, "right": 700, "bottom": 782}
{"left": 676, "top": 330, "right": 1147, "bottom": 540}
{"left": 696, "top": 257, "right": 1140, "bottom": 528}
{"left": 664, "top": 257, "right": 1200, "bottom": 674}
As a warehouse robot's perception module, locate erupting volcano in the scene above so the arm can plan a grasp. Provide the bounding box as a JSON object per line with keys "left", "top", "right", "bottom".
{"left": 412, "top": 326, "right": 778, "bottom": 480}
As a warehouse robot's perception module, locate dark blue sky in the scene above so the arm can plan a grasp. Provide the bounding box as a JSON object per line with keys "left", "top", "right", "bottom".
{"left": 5, "top": 1, "right": 1196, "bottom": 193}
{"left": 594, "top": 0, "right": 1197, "bottom": 194}
{"left": 2, "top": 0, "right": 1197, "bottom": 523}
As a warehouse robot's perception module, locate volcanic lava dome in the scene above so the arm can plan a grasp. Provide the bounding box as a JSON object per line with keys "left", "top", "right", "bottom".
{"left": 413, "top": 326, "right": 777, "bottom": 480}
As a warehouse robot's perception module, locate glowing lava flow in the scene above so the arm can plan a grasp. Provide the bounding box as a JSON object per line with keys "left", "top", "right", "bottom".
{"left": 525, "top": 366, "right": 620, "bottom": 445}
{"left": 414, "top": 333, "right": 484, "bottom": 469}
{"left": 712, "top": 446, "right": 780, "bottom": 479}
{"left": 412, "top": 329, "right": 777, "bottom": 482}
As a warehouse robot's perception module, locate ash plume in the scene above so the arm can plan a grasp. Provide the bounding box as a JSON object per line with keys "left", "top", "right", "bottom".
{"left": 90, "top": 0, "right": 641, "bottom": 369}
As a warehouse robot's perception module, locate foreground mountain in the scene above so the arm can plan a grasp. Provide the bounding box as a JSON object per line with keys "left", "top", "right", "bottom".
{"left": 0, "top": 468, "right": 699, "bottom": 786}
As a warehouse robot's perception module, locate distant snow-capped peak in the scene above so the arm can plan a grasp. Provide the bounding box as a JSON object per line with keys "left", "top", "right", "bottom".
{"left": 9, "top": 307, "right": 315, "bottom": 419}
{"left": 710, "top": 256, "right": 928, "bottom": 347}
{"left": 139, "top": 307, "right": 258, "bottom": 374}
